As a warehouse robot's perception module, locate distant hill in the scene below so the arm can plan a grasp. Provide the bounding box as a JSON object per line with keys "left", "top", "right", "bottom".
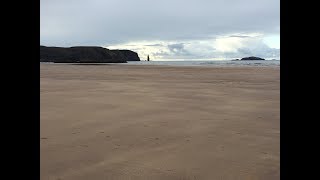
{"left": 40, "top": 46, "right": 140, "bottom": 63}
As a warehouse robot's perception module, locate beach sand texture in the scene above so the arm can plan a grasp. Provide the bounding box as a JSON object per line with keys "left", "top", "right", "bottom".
{"left": 41, "top": 64, "right": 280, "bottom": 180}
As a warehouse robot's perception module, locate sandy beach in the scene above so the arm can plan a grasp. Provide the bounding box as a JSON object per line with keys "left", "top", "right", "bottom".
{"left": 40, "top": 64, "right": 280, "bottom": 180}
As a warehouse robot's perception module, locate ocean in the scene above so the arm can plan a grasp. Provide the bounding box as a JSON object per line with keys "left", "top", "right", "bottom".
{"left": 127, "top": 60, "right": 280, "bottom": 67}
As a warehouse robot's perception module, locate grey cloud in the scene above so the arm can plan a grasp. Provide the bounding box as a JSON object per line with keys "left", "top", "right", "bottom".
{"left": 167, "top": 43, "right": 192, "bottom": 56}
{"left": 168, "top": 43, "right": 184, "bottom": 51}
{"left": 229, "top": 35, "right": 251, "bottom": 38}
{"left": 144, "top": 44, "right": 164, "bottom": 47}
{"left": 153, "top": 51, "right": 170, "bottom": 56}
{"left": 237, "top": 48, "right": 252, "bottom": 55}
{"left": 41, "top": 0, "right": 279, "bottom": 46}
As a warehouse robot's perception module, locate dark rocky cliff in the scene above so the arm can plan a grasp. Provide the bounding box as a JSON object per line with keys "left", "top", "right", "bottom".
{"left": 40, "top": 46, "right": 140, "bottom": 63}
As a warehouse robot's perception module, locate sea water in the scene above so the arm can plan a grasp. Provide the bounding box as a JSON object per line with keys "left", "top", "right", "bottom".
{"left": 126, "top": 60, "right": 280, "bottom": 67}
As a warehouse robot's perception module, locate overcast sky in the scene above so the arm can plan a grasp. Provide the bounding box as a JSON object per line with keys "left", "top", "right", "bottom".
{"left": 40, "top": 0, "right": 280, "bottom": 60}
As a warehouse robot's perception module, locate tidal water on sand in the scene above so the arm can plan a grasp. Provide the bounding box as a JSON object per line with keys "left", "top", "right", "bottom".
{"left": 41, "top": 60, "right": 280, "bottom": 67}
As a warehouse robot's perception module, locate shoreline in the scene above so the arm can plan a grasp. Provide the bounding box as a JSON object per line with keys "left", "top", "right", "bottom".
{"left": 40, "top": 62, "right": 280, "bottom": 68}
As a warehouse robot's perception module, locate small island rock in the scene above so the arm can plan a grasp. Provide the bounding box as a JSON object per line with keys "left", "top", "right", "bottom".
{"left": 240, "top": 56, "right": 265, "bottom": 60}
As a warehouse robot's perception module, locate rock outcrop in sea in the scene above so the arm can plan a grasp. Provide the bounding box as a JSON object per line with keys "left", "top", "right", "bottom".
{"left": 241, "top": 56, "right": 265, "bottom": 60}
{"left": 40, "top": 46, "right": 140, "bottom": 63}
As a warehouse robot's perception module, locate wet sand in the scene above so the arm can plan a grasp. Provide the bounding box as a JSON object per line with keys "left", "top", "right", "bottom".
{"left": 40, "top": 64, "right": 280, "bottom": 180}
